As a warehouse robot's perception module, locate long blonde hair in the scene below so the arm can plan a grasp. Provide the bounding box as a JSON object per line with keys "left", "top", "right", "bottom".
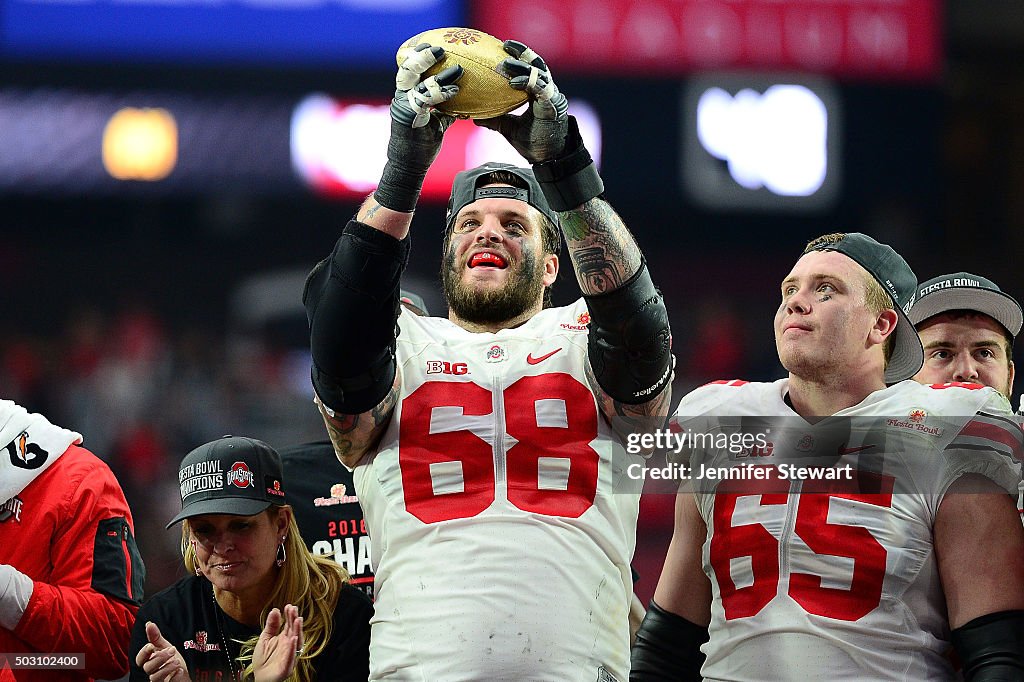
{"left": 182, "top": 506, "right": 351, "bottom": 682}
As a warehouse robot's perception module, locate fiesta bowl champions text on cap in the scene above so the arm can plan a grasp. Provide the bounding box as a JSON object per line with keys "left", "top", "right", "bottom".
{"left": 908, "top": 271, "right": 1023, "bottom": 339}
{"left": 167, "top": 436, "right": 287, "bottom": 528}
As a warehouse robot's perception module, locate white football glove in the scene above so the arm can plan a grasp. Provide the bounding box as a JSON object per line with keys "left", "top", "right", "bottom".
{"left": 476, "top": 40, "right": 569, "bottom": 164}
{"left": 393, "top": 44, "right": 462, "bottom": 129}
{"left": 374, "top": 44, "right": 463, "bottom": 211}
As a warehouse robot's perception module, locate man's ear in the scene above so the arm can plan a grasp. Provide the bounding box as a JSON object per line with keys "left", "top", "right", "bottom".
{"left": 543, "top": 253, "right": 558, "bottom": 287}
{"left": 870, "top": 308, "right": 899, "bottom": 347}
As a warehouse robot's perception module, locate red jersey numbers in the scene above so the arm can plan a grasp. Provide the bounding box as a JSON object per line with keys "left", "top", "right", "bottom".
{"left": 398, "top": 374, "right": 600, "bottom": 524}
{"left": 710, "top": 467, "right": 895, "bottom": 622}
{"left": 400, "top": 381, "right": 495, "bottom": 523}
{"left": 709, "top": 476, "right": 787, "bottom": 619}
{"left": 505, "top": 375, "right": 599, "bottom": 517}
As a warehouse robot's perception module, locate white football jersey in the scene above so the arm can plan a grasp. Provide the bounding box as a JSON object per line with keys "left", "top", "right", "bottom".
{"left": 355, "top": 300, "right": 640, "bottom": 681}
{"left": 671, "top": 379, "right": 1021, "bottom": 681}
{"left": 1018, "top": 398, "right": 1024, "bottom": 523}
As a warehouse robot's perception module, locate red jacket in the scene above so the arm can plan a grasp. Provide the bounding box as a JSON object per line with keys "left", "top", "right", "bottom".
{"left": 0, "top": 445, "right": 144, "bottom": 681}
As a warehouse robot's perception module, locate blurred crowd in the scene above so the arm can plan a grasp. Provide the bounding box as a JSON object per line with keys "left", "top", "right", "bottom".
{"left": 1, "top": 303, "right": 326, "bottom": 596}
{"left": 0, "top": 289, "right": 775, "bottom": 603}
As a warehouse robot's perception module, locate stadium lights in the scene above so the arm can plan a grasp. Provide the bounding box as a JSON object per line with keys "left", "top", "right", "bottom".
{"left": 289, "top": 95, "right": 602, "bottom": 200}
{"left": 102, "top": 107, "right": 178, "bottom": 181}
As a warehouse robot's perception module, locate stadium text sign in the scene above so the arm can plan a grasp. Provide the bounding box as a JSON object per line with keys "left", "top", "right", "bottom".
{"left": 475, "top": 0, "right": 940, "bottom": 81}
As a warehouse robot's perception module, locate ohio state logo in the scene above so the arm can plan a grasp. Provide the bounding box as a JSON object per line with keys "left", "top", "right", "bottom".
{"left": 485, "top": 345, "right": 507, "bottom": 363}
{"left": 795, "top": 434, "right": 815, "bottom": 452}
{"left": 226, "top": 462, "right": 254, "bottom": 488}
{"left": 0, "top": 496, "right": 24, "bottom": 523}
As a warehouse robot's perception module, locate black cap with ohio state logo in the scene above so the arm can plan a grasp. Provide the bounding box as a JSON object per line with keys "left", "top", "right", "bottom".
{"left": 166, "top": 435, "right": 287, "bottom": 528}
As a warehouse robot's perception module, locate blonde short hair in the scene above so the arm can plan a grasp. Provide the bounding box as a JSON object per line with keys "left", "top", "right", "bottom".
{"left": 804, "top": 232, "right": 896, "bottom": 366}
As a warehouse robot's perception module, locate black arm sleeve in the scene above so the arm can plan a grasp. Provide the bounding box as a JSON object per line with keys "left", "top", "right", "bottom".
{"left": 532, "top": 116, "right": 605, "bottom": 211}
{"left": 630, "top": 600, "right": 708, "bottom": 681}
{"left": 584, "top": 261, "right": 672, "bottom": 404}
{"left": 951, "top": 610, "right": 1024, "bottom": 681}
{"left": 303, "top": 220, "right": 410, "bottom": 414}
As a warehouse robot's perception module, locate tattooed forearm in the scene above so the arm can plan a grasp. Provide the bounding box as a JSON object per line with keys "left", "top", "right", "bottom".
{"left": 355, "top": 194, "right": 413, "bottom": 240}
{"left": 560, "top": 211, "right": 590, "bottom": 241}
{"left": 371, "top": 383, "right": 399, "bottom": 427}
{"left": 320, "top": 408, "right": 358, "bottom": 465}
{"left": 561, "top": 198, "right": 643, "bottom": 296}
{"left": 572, "top": 246, "right": 625, "bottom": 295}
{"left": 618, "top": 383, "right": 671, "bottom": 422}
{"left": 584, "top": 360, "right": 671, "bottom": 445}
{"left": 315, "top": 379, "right": 399, "bottom": 467}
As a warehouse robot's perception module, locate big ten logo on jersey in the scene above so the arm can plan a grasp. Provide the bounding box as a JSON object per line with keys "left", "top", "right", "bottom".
{"left": 426, "top": 360, "right": 470, "bottom": 375}
{"left": 312, "top": 519, "right": 373, "bottom": 595}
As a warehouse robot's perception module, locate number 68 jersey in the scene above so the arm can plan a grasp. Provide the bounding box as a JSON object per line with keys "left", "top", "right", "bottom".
{"left": 354, "top": 300, "right": 641, "bottom": 682}
{"left": 671, "top": 378, "right": 1022, "bottom": 681}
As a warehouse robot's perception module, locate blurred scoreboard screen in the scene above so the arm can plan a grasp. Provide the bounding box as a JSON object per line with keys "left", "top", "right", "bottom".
{"left": 682, "top": 74, "right": 842, "bottom": 212}
{"left": 0, "top": 0, "right": 461, "bottom": 67}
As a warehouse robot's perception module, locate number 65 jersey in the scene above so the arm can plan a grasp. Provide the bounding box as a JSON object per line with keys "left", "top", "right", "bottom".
{"left": 672, "top": 378, "right": 1022, "bottom": 681}
{"left": 354, "top": 300, "right": 642, "bottom": 682}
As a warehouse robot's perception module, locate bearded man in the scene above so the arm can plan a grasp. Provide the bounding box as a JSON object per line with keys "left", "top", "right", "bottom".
{"left": 303, "top": 39, "right": 672, "bottom": 681}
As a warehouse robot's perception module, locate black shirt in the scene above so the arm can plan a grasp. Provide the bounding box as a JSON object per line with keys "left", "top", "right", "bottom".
{"left": 129, "top": 575, "right": 371, "bottom": 681}
{"left": 280, "top": 441, "right": 374, "bottom": 599}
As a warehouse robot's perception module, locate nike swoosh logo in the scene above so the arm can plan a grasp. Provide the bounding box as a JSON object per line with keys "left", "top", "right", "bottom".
{"left": 526, "top": 348, "right": 563, "bottom": 365}
{"left": 838, "top": 444, "right": 876, "bottom": 455}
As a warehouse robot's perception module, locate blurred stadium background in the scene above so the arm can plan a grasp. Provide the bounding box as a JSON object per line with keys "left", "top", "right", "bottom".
{"left": 1, "top": 0, "right": 1021, "bottom": 620}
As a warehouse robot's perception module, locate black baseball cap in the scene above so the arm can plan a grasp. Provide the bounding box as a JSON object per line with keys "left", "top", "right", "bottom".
{"left": 804, "top": 232, "right": 924, "bottom": 383}
{"left": 445, "top": 162, "right": 559, "bottom": 232}
{"left": 167, "top": 436, "right": 287, "bottom": 528}
{"left": 907, "top": 271, "right": 1022, "bottom": 339}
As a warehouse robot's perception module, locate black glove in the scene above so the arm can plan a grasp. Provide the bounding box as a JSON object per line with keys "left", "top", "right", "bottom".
{"left": 630, "top": 601, "right": 708, "bottom": 681}
{"left": 474, "top": 40, "right": 569, "bottom": 164}
{"left": 951, "top": 610, "right": 1024, "bottom": 681}
{"left": 373, "top": 44, "right": 463, "bottom": 213}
